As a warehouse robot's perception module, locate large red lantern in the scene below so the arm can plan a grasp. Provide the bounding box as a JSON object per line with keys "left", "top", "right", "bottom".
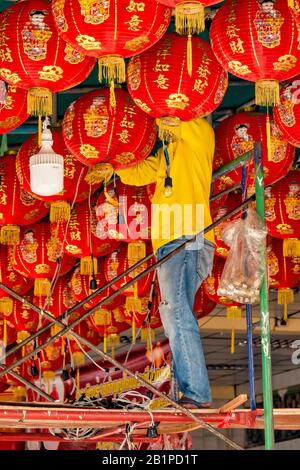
{"left": 16, "top": 127, "right": 99, "bottom": 223}
{"left": 0, "top": 153, "right": 47, "bottom": 246}
{"left": 62, "top": 88, "right": 156, "bottom": 173}
{"left": 10, "top": 221, "right": 76, "bottom": 297}
{"left": 0, "top": 0, "right": 96, "bottom": 122}
{"left": 157, "top": 1, "right": 219, "bottom": 33}
{"left": 214, "top": 112, "right": 295, "bottom": 192}
{"left": 127, "top": 32, "right": 228, "bottom": 140}
{"left": 211, "top": 0, "right": 300, "bottom": 106}
{"left": 273, "top": 76, "right": 300, "bottom": 147}
{"left": 193, "top": 285, "right": 216, "bottom": 320}
{"left": 0, "top": 83, "right": 29, "bottom": 134}
{"left": 52, "top": 0, "right": 171, "bottom": 91}
{"left": 0, "top": 246, "right": 33, "bottom": 300}
{"left": 54, "top": 196, "right": 120, "bottom": 275}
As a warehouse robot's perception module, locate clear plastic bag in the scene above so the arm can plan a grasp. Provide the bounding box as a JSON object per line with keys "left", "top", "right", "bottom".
{"left": 217, "top": 208, "right": 267, "bottom": 305}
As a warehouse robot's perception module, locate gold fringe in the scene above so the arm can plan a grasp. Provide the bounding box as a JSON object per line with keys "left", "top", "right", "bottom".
{"left": 84, "top": 163, "right": 113, "bottom": 185}
{"left": 50, "top": 201, "right": 71, "bottom": 223}
{"left": 0, "top": 225, "right": 20, "bottom": 245}
{"left": 266, "top": 114, "right": 272, "bottom": 162}
{"left": 127, "top": 241, "right": 146, "bottom": 267}
{"left": 73, "top": 351, "right": 85, "bottom": 367}
{"left": 231, "top": 326, "right": 235, "bottom": 354}
{"left": 43, "top": 370, "right": 55, "bottom": 382}
{"left": 110, "top": 80, "right": 116, "bottom": 109}
{"left": 38, "top": 115, "right": 42, "bottom": 147}
{"left": 17, "top": 331, "right": 31, "bottom": 344}
{"left": 156, "top": 117, "right": 182, "bottom": 143}
{"left": 103, "top": 333, "right": 107, "bottom": 353}
{"left": 226, "top": 306, "right": 242, "bottom": 320}
{"left": 98, "top": 55, "right": 126, "bottom": 84}
{"left": 94, "top": 309, "right": 112, "bottom": 326}
{"left": 34, "top": 278, "right": 51, "bottom": 297}
{"left": 255, "top": 79, "right": 280, "bottom": 106}
{"left": 283, "top": 238, "right": 300, "bottom": 257}
{"left": 278, "top": 288, "right": 294, "bottom": 305}
{"left": 187, "top": 34, "right": 193, "bottom": 77}
{"left": 132, "top": 318, "right": 136, "bottom": 344}
{"left": 288, "top": 0, "right": 295, "bottom": 8}
{"left": 80, "top": 256, "right": 98, "bottom": 275}
{"left": 0, "top": 297, "right": 13, "bottom": 316}
{"left": 126, "top": 296, "right": 142, "bottom": 313}
{"left": 141, "top": 327, "right": 155, "bottom": 343}
{"left": 27, "top": 87, "right": 52, "bottom": 116}
{"left": 175, "top": 2, "right": 205, "bottom": 34}
{"left": 76, "top": 367, "right": 80, "bottom": 391}
{"left": 3, "top": 318, "right": 7, "bottom": 348}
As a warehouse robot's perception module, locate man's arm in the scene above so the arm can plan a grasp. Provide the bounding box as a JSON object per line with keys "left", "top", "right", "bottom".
{"left": 115, "top": 154, "right": 159, "bottom": 187}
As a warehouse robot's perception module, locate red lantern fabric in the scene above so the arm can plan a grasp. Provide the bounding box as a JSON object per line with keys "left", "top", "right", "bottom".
{"left": 193, "top": 285, "right": 216, "bottom": 320}
{"left": 104, "top": 242, "right": 154, "bottom": 298}
{"left": 9, "top": 295, "right": 39, "bottom": 335}
{"left": 62, "top": 88, "right": 156, "bottom": 169}
{"left": 40, "top": 273, "right": 77, "bottom": 319}
{"left": 0, "top": 318, "right": 16, "bottom": 346}
{"left": 16, "top": 127, "right": 99, "bottom": 203}
{"left": 0, "top": 83, "right": 29, "bottom": 134}
{"left": 0, "top": 245, "right": 33, "bottom": 299}
{"left": 127, "top": 32, "right": 228, "bottom": 138}
{"left": 0, "top": 0, "right": 96, "bottom": 116}
{"left": 210, "top": 0, "right": 300, "bottom": 106}
{"left": 203, "top": 256, "right": 240, "bottom": 307}
{"left": 213, "top": 191, "right": 242, "bottom": 258}
{"left": 265, "top": 170, "right": 300, "bottom": 239}
{"left": 96, "top": 179, "right": 152, "bottom": 243}
{"left": 52, "top": 0, "right": 171, "bottom": 58}
{"left": 214, "top": 112, "right": 295, "bottom": 192}
{"left": 67, "top": 313, "right": 101, "bottom": 363}
{"left": 11, "top": 221, "right": 76, "bottom": 296}
{"left": 273, "top": 76, "right": 300, "bottom": 147}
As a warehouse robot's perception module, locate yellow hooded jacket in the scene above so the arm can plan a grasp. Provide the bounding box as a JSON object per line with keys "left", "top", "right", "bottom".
{"left": 116, "top": 117, "right": 215, "bottom": 253}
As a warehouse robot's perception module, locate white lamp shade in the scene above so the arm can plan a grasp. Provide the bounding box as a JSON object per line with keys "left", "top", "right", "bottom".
{"left": 30, "top": 154, "right": 64, "bottom": 196}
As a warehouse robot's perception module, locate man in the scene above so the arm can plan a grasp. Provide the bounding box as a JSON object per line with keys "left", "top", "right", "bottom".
{"left": 116, "top": 117, "right": 215, "bottom": 409}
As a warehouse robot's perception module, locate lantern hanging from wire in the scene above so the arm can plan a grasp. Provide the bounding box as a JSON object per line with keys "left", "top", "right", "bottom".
{"left": 157, "top": 1, "right": 219, "bottom": 33}
{"left": 127, "top": 32, "right": 228, "bottom": 141}
{"left": 210, "top": 0, "right": 300, "bottom": 106}
{"left": 0, "top": 82, "right": 29, "bottom": 134}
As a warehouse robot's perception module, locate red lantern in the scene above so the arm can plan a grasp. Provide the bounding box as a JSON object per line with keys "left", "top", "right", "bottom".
{"left": 10, "top": 221, "right": 76, "bottom": 297}
{"left": 193, "top": 285, "right": 216, "bottom": 320}
{"left": 212, "top": 191, "right": 242, "bottom": 258}
{"left": 39, "top": 344, "right": 64, "bottom": 382}
{"left": 210, "top": 0, "right": 300, "bottom": 106}
{"left": 0, "top": 0, "right": 96, "bottom": 120}
{"left": 62, "top": 88, "right": 156, "bottom": 173}
{"left": 214, "top": 112, "right": 295, "bottom": 192}
{"left": 96, "top": 179, "right": 152, "bottom": 243}
{"left": 0, "top": 245, "right": 33, "bottom": 300}
{"left": 40, "top": 273, "right": 77, "bottom": 319}
{"left": 52, "top": 0, "right": 171, "bottom": 90}
{"left": 88, "top": 313, "right": 128, "bottom": 357}
{"left": 67, "top": 313, "right": 101, "bottom": 368}
{"left": 157, "top": 1, "right": 219, "bottom": 33}
{"left": 0, "top": 154, "right": 48, "bottom": 246}
{"left": 0, "top": 83, "right": 29, "bottom": 134}
{"left": 54, "top": 195, "right": 120, "bottom": 275}
{"left": 16, "top": 127, "right": 99, "bottom": 223}
{"left": 9, "top": 295, "right": 40, "bottom": 343}
{"left": 273, "top": 76, "right": 300, "bottom": 147}
{"left": 127, "top": 32, "right": 228, "bottom": 140}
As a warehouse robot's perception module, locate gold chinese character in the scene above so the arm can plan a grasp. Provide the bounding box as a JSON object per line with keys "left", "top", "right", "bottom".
{"left": 117, "top": 129, "right": 130, "bottom": 144}
{"left": 229, "top": 38, "right": 245, "bottom": 54}
{"left": 0, "top": 48, "right": 12, "bottom": 63}
{"left": 154, "top": 60, "right": 170, "bottom": 72}
{"left": 193, "top": 79, "right": 208, "bottom": 94}
{"left": 154, "top": 73, "right": 169, "bottom": 89}
{"left": 126, "top": 1, "right": 145, "bottom": 12}
{"left": 125, "top": 15, "right": 143, "bottom": 32}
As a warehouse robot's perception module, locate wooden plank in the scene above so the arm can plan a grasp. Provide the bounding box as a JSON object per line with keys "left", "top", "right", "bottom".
{"left": 219, "top": 394, "right": 248, "bottom": 413}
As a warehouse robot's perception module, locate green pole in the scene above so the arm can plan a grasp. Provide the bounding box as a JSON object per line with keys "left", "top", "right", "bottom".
{"left": 254, "top": 142, "right": 275, "bottom": 450}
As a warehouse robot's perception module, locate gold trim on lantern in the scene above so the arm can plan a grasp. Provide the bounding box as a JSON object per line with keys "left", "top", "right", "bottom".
{"left": 80, "top": 256, "right": 98, "bottom": 275}
{"left": 283, "top": 238, "right": 300, "bottom": 257}
{"left": 156, "top": 116, "right": 182, "bottom": 142}
{"left": 50, "top": 201, "right": 71, "bottom": 223}
{"left": 34, "top": 278, "right": 51, "bottom": 297}
{"left": 27, "top": 87, "right": 53, "bottom": 116}
{"left": 127, "top": 241, "right": 146, "bottom": 267}
{"left": 0, "top": 297, "right": 13, "bottom": 316}
{"left": 278, "top": 288, "right": 294, "bottom": 323}
{"left": 94, "top": 309, "right": 112, "bottom": 326}
{"left": 255, "top": 79, "right": 280, "bottom": 106}
{"left": 175, "top": 2, "right": 205, "bottom": 35}
{"left": 98, "top": 55, "right": 126, "bottom": 84}
{"left": 17, "top": 331, "right": 31, "bottom": 344}
{"left": 0, "top": 225, "right": 20, "bottom": 245}
{"left": 84, "top": 163, "right": 114, "bottom": 185}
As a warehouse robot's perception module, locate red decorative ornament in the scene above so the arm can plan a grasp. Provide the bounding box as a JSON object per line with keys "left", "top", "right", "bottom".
{"left": 40, "top": 273, "right": 77, "bottom": 320}
{"left": 214, "top": 112, "right": 295, "bottom": 193}
{"left": 0, "top": 83, "right": 29, "bottom": 134}
{"left": 0, "top": 0, "right": 96, "bottom": 121}
{"left": 0, "top": 154, "right": 47, "bottom": 246}
{"left": 52, "top": 0, "right": 171, "bottom": 92}
{"left": 127, "top": 32, "right": 228, "bottom": 140}
{"left": 0, "top": 245, "right": 33, "bottom": 300}
{"left": 62, "top": 88, "right": 156, "bottom": 173}
{"left": 212, "top": 191, "right": 242, "bottom": 258}
{"left": 203, "top": 256, "right": 240, "bottom": 308}
{"left": 9, "top": 295, "right": 40, "bottom": 343}
{"left": 11, "top": 221, "right": 76, "bottom": 297}
{"left": 273, "top": 76, "right": 300, "bottom": 147}
{"left": 211, "top": 0, "right": 300, "bottom": 106}
{"left": 16, "top": 127, "right": 99, "bottom": 223}
{"left": 193, "top": 285, "right": 216, "bottom": 320}
{"left": 157, "top": 1, "right": 219, "bottom": 33}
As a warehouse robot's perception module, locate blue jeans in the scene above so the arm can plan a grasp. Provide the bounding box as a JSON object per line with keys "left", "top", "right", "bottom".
{"left": 156, "top": 236, "right": 214, "bottom": 404}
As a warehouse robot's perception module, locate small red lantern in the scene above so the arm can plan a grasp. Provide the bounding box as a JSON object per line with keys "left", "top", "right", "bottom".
{"left": 62, "top": 88, "right": 156, "bottom": 174}
{"left": 10, "top": 221, "right": 76, "bottom": 297}
{"left": 0, "top": 83, "right": 29, "bottom": 134}
{"left": 0, "top": 153, "right": 47, "bottom": 246}
{"left": 52, "top": 0, "right": 171, "bottom": 93}
{"left": 157, "top": 1, "right": 219, "bottom": 33}
{"left": 193, "top": 285, "right": 216, "bottom": 320}
{"left": 8, "top": 295, "right": 40, "bottom": 344}
{"left": 16, "top": 127, "right": 99, "bottom": 223}
{"left": 127, "top": 32, "right": 228, "bottom": 140}
{"left": 211, "top": 0, "right": 300, "bottom": 106}
{"left": 273, "top": 76, "right": 300, "bottom": 147}
{"left": 40, "top": 273, "right": 77, "bottom": 320}
{"left": 0, "top": 0, "right": 96, "bottom": 125}
{"left": 214, "top": 112, "right": 295, "bottom": 193}
{"left": 0, "top": 245, "right": 33, "bottom": 300}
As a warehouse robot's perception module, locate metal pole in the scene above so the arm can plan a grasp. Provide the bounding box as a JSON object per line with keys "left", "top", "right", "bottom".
{"left": 254, "top": 142, "right": 274, "bottom": 449}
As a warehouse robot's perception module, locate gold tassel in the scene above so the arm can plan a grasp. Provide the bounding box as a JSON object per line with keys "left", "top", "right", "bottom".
{"left": 175, "top": 2, "right": 205, "bottom": 34}
{"left": 0, "top": 225, "right": 20, "bottom": 245}
{"left": 156, "top": 117, "right": 182, "bottom": 143}
{"left": 34, "top": 278, "right": 51, "bottom": 297}
{"left": 51, "top": 324, "right": 62, "bottom": 336}
{"left": 17, "top": 331, "right": 30, "bottom": 344}
{"left": 73, "top": 351, "right": 85, "bottom": 367}
{"left": 227, "top": 306, "right": 242, "bottom": 355}
{"left": 255, "top": 79, "right": 280, "bottom": 106}
{"left": 80, "top": 256, "right": 98, "bottom": 275}
{"left": 288, "top": 0, "right": 295, "bottom": 7}
{"left": 50, "top": 201, "right": 71, "bottom": 223}
{"left": 127, "top": 241, "right": 146, "bottom": 267}
{"left": 84, "top": 163, "right": 113, "bottom": 185}
{"left": 103, "top": 333, "right": 107, "bottom": 353}
{"left": 187, "top": 34, "right": 193, "bottom": 77}
{"left": 94, "top": 309, "right": 112, "bottom": 326}
{"left": 110, "top": 80, "right": 116, "bottom": 109}
{"left": 38, "top": 115, "right": 42, "bottom": 147}
{"left": 98, "top": 55, "right": 126, "bottom": 84}
{"left": 27, "top": 87, "right": 52, "bottom": 116}
{"left": 43, "top": 370, "right": 55, "bottom": 382}
{"left": 76, "top": 367, "right": 80, "bottom": 391}
{"left": 3, "top": 318, "right": 7, "bottom": 348}
{"left": 231, "top": 326, "right": 235, "bottom": 354}
{"left": 0, "top": 297, "right": 13, "bottom": 316}
{"left": 278, "top": 288, "right": 294, "bottom": 322}
{"left": 141, "top": 327, "right": 155, "bottom": 343}
{"left": 125, "top": 296, "right": 142, "bottom": 314}
{"left": 283, "top": 238, "right": 300, "bottom": 257}
{"left": 61, "top": 337, "right": 65, "bottom": 356}
{"left": 132, "top": 318, "right": 136, "bottom": 344}
{"left": 266, "top": 114, "right": 272, "bottom": 162}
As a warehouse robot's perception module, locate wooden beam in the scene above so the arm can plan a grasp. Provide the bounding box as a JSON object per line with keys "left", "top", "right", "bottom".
{"left": 219, "top": 394, "right": 248, "bottom": 413}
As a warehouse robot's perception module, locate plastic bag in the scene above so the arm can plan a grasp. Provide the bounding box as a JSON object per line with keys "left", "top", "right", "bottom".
{"left": 217, "top": 208, "right": 267, "bottom": 304}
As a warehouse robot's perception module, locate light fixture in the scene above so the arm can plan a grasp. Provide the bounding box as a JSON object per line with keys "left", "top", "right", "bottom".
{"left": 30, "top": 117, "right": 64, "bottom": 196}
